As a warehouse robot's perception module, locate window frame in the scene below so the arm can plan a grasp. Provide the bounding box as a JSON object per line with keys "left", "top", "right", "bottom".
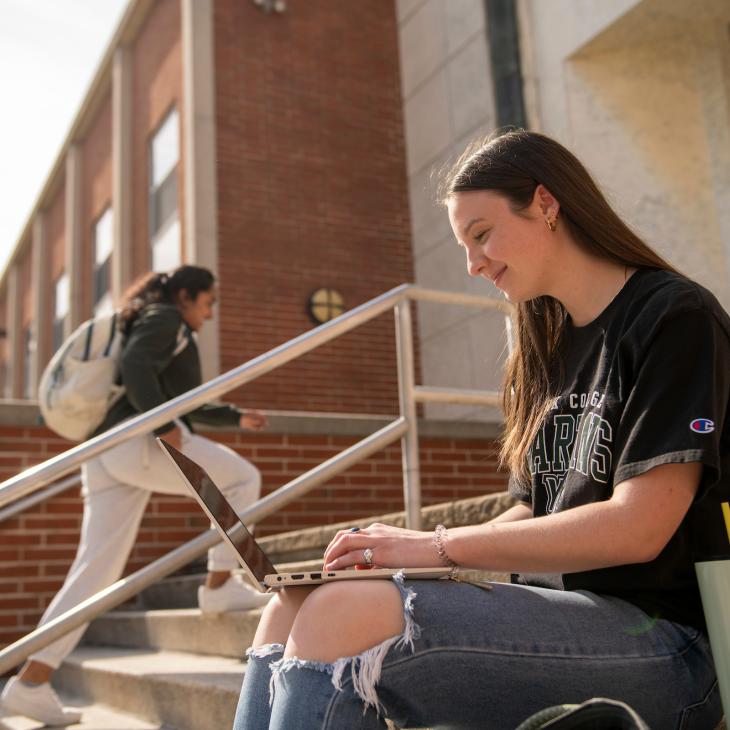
{"left": 148, "top": 106, "right": 182, "bottom": 272}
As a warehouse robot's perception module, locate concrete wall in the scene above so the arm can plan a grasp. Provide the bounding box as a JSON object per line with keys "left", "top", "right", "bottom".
{"left": 396, "top": 0, "right": 508, "bottom": 424}
{"left": 397, "top": 0, "right": 730, "bottom": 428}
{"left": 522, "top": 0, "right": 730, "bottom": 306}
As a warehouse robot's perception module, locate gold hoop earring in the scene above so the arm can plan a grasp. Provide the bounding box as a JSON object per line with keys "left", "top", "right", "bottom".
{"left": 546, "top": 217, "right": 557, "bottom": 232}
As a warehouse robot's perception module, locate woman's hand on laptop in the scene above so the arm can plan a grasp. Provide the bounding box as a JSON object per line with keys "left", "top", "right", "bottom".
{"left": 323, "top": 523, "right": 439, "bottom": 571}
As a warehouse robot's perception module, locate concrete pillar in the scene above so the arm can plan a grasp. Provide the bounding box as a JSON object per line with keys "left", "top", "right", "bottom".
{"left": 695, "top": 21, "right": 730, "bottom": 292}
{"left": 64, "top": 144, "right": 84, "bottom": 334}
{"left": 515, "top": 0, "right": 543, "bottom": 130}
{"left": 30, "top": 214, "right": 50, "bottom": 395}
{"left": 181, "top": 0, "right": 221, "bottom": 381}
{"left": 112, "top": 45, "right": 134, "bottom": 302}
{"left": 6, "top": 265, "right": 23, "bottom": 399}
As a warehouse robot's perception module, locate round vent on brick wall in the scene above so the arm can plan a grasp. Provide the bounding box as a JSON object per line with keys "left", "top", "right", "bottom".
{"left": 307, "top": 288, "right": 345, "bottom": 325}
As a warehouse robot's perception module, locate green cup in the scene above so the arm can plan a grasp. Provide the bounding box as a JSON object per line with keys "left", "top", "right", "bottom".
{"left": 695, "top": 558, "right": 730, "bottom": 718}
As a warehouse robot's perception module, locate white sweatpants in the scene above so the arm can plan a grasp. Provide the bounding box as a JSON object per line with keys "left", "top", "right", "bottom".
{"left": 30, "top": 427, "right": 261, "bottom": 669}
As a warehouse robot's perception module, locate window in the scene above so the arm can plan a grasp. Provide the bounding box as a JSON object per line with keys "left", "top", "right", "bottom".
{"left": 149, "top": 108, "right": 181, "bottom": 272}
{"left": 93, "top": 207, "right": 114, "bottom": 315}
{"left": 23, "top": 327, "right": 33, "bottom": 399}
{"left": 53, "top": 273, "right": 69, "bottom": 352}
{"left": 486, "top": 0, "right": 526, "bottom": 129}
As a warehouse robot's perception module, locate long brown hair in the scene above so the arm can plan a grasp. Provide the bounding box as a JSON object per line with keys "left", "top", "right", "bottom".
{"left": 441, "top": 130, "right": 678, "bottom": 482}
{"left": 119, "top": 265, "right": 215, "bottom": 335}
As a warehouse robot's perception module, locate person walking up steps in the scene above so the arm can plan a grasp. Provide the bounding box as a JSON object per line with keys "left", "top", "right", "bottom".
{"left": 2, "top": 265, "right": 271, "bottom": 726}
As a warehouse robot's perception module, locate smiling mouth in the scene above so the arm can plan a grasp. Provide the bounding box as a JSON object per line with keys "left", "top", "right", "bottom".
{"left": 492, "top": 267, "right": 507, "bottom": 287}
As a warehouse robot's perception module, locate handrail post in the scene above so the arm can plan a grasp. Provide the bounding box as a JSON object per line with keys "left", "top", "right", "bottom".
{"left": 395, "top": 299, "right": 421, "bottom": 530}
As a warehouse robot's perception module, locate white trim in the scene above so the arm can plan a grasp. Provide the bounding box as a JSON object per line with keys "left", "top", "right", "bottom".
{"left": 182, "top": 0, "right": 220, "bottom": 381}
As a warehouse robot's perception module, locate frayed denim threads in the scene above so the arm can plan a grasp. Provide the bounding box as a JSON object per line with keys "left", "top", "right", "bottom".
{"left": 269, "top": 571, "right": 420, "bottom": 715}
{"left": 246, "top": 643, "right": 285, "bottom": 660}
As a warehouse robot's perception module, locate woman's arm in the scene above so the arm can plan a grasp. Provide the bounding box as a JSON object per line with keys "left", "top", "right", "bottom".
{"left": 323, "top": 462, "right": 701, "bottom": 573}
{"left": 488, "top": 502, "right": 532, "bottom": 524}
{"left": 445, "top": 461, "right": 701, "bottom": 572}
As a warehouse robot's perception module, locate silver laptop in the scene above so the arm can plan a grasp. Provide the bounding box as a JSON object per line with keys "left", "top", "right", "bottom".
{"left": 157, "top": 439, "right": 451, "bottom": 591}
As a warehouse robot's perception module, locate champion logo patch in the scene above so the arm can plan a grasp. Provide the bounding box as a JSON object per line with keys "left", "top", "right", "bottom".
{"left": 690, "top": 418, "right": 715, "bottom": 434}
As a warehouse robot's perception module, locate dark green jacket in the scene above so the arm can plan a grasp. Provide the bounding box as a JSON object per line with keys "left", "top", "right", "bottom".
{"left": 93, "top": 303, "right": 241, "bottom": 437}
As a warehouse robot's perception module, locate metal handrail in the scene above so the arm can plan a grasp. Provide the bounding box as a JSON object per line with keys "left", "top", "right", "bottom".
{"left": 0, "top": 418, "right": 407, "bottom": 673}
{"left": 0, "top": 284, "right": 408, "bottom": 510}
{"left": 414, "top": 386, "right": 501, "bottom": 407}
{"left": 0, "top": 284, "right": 510, "bottom": 511}
{"left": 0, "top": 474, "right": 82, "bottom": 525}
{"left": 0, "top": 284, "right": 513, "bottom": 672}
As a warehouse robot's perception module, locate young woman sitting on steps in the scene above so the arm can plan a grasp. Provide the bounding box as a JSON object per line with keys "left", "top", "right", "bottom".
{"left": 232, "top": 131, "right": 728, "bottom": 730}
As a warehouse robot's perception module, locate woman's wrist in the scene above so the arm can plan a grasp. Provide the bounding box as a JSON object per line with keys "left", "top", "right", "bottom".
{"left": 433, "top": 524, "right": 458, "bottom": 574}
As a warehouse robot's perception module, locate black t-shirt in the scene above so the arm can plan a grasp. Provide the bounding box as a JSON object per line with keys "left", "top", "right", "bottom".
{"left": 509, "top": 268, "right": 730, "bottom": 631}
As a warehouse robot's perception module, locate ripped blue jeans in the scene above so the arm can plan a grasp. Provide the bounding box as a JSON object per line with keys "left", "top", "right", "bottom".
{"left": 232, "top": 576, "right": 721, "bottom": 729}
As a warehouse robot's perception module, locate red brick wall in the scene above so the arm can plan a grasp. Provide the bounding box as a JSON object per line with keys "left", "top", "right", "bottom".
{"left": 213, "top": 0, "right": 413, "bottom": 414}
{"left": 0, "top": 421, "right": 506, "bottom": 648}
{"left": 48, "top": 184, "right": 66, "bottom": 284}
{"left": 131, "top": 0, "right": 183, "bottom": 278}
{"left": 81, "top": 96, "right": 113, "bottom": 317}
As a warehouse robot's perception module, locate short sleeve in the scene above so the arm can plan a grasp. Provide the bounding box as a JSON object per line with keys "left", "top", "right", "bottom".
{"left": 613, "top": 308, "right": 730, "bottom": 497}
{"left": 508, "top": 472, "right": 532, "bottom": 504}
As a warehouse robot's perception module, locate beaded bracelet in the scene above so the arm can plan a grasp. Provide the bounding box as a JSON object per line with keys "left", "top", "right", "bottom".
{"left": 433, "top": 524, "right": 458, "bottom": 575}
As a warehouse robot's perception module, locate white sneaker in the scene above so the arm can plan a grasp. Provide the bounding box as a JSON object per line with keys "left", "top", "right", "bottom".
{"left": 0, "top": 676, "right": 82, "bottom": 726}
{"left": 198, "top": 574, "right": 272, "bottom": 615}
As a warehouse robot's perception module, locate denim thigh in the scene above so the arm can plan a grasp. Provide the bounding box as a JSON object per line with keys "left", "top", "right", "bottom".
{"left": 334, "top": 580, "right": 722, "bottom": 730}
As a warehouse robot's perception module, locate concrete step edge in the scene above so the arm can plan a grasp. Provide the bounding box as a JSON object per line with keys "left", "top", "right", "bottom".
{"left": 83, "top": 606, "right": 263, "bottom": 658}
{"left": 55, "top": 647, "right": 243, "bottom": 730}
{"left": 0, "top": 677, "right": 164, "bottom": 730}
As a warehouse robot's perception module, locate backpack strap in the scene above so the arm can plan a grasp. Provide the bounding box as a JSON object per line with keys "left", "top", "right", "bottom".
{"left": 82, "top": 320, "right": 95, "bottom": 362}
{"left": 173, "top": 323, "right": 191, "bottom": 357}
{"left": 102, "top": 313, "right": 118, "bottom": 357}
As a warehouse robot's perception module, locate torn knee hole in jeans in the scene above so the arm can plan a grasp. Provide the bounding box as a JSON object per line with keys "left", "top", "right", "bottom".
{"left": 268, "top": 571, "right": 421, "bottom": 715}
{"left": 246, "top": 642, "right": 285, "bottom": 660}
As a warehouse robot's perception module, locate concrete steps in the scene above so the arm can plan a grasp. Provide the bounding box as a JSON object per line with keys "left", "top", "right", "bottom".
{"left": 53, "top": 647, "right": 243, "bottom": 730}
{"left": 0, "top": 679, "right": 162, "bottom": 730}
{"left": 82, "top": 607, "right": 264, "bottom": 658}
{"left": 136, "top": 558, "right": 325, "bottom": 610}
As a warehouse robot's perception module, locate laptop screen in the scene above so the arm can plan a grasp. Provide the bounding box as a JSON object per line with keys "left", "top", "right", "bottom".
{"left": 159, "top": 440, "right": 277, "bottom": 582}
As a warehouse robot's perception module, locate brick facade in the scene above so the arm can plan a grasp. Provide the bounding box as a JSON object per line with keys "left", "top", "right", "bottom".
{"left": 0, "top": 0, "right": 413, "bottom": 412}
{"left": 0, "top": 416, "right": 506, "bottom": 647}
{"left": 47, "top": 180, "right": 67, "bottom": 306}
{"left": 213, "top": 0, "right": 413, "bottom": 414}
